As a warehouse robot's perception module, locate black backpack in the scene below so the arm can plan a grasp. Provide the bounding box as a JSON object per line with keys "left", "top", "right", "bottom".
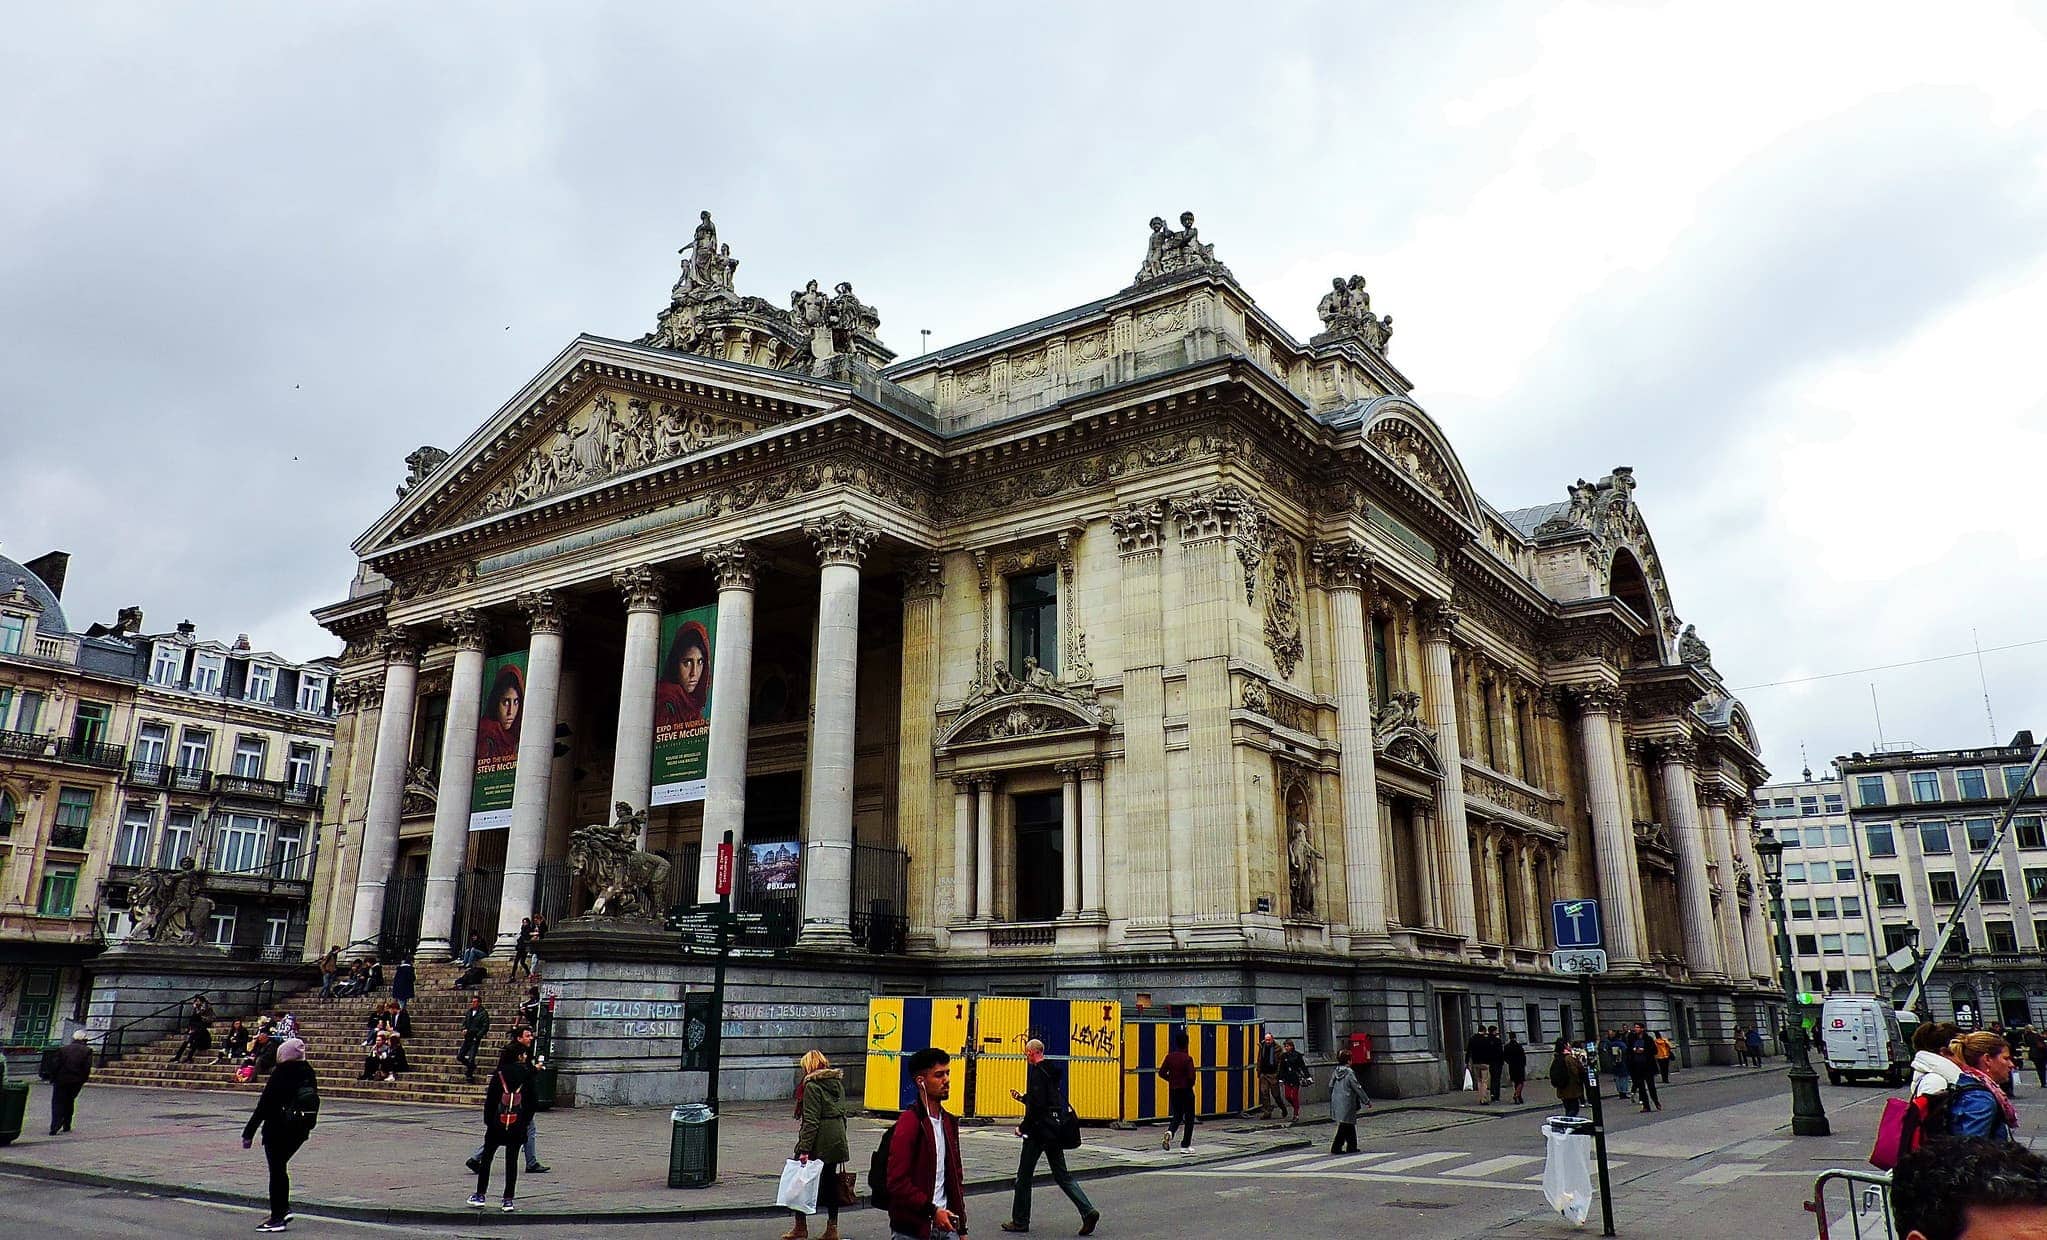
{"left": 868, "top": 1133, "right": 893, "bottom": 1210}
{"left": 281, "top": 1077, "right": 320, "bottom": 1130}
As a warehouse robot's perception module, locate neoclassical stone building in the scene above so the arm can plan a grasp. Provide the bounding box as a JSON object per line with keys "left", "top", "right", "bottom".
{"left": 313, "top": 213, "right": 1780, "bottom": 1099}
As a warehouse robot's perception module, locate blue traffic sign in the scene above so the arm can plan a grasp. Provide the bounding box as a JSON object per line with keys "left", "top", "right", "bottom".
{"left": 1552, "top": 899, "right": 1603, "bottom": 950}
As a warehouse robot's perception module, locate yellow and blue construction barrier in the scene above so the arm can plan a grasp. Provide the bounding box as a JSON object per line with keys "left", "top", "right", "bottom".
{"left": 968, "top": 997, "right": 1124, "bottom": 1122}
{"left": 1122, "top": 1005, "right": 1261, "bottom": 1121}
{"left": 863, "top": 996, "right": 972, "bottom": 1112}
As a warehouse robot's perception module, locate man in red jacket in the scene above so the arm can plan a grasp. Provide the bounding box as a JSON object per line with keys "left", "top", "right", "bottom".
{"left": 887, "top": 1047, "right": 966, "bottom": 1240}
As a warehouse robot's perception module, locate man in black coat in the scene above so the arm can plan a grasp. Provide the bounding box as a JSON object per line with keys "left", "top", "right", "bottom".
{"left": 1502, "top": 1032, "right": 1528, "bottom": 1105}
{"left": 48, "top": 1030, "right": 93, "bottom": 1134}
{"left": 457, "top": 997, "right": 491, "bottom": 1084}
{"left": 999, "top": 1039, "right": 1099, "bottom": 1236}
{"left": 1625, "top": 1023, "right": 1662, "bottom": 1112}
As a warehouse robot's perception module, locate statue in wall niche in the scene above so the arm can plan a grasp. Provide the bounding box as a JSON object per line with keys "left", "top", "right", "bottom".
{"left": 128, "top": 856, "right": 216, "bottom": 946}
{"left": 568, "top": 803, "right": 672, "bottom": 922}
{"left": 1287, "top": 819, "right": 1323, "bottom": 916}
{"left": 1373, "top": 689, "right": 1426, "bottom": 739}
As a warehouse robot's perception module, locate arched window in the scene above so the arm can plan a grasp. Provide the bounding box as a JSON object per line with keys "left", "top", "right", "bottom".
{"left": 0, "top": 790, "right": 16, "bottom": 838}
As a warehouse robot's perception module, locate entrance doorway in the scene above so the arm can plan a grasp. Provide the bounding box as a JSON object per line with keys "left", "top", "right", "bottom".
{"left": 1012, "top": 791, "right": 1063, "bottom": 922}
{"left": 1438, "top": 991, "right": 1471, "bottom": 1087}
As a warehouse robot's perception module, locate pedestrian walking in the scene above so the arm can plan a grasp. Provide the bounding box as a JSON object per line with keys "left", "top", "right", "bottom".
{"left": 1256, "top": 1033, "right": 1288, "bottom": 1120}
{"left": 1328, "top": 1048, "right": 1367, "bottom": 1153}
{"left": 1744, "top": 1025, "right": 1765, "bottom": 1068}
{"left": 2029, "top": 1029, "right": 2047, "bottom": 1090}
{"left": 47, "top": 1030, "right": 92, "bottom": 1135}
{"left": 1503, "top": 1031, "right": 1527, "bottom": 1105}
{"left": 457, "top": 996, "right": 490, "bottom": 1084}
{"left": 242, "top": 1037, "right": 318, "bottom": 1233}
{"left": 471, "top": 1036, "right": 536, "bottom": 1211}
{"left": 1625, "top": 1023, "right": 1661, "bottom": 1112}
{"left": 466, "top": 1027, "right": 549, "bottom": 1175}
{"left": 884, "top": 1047, "right": 967, "bottom": 1240}
{"left": 784, "top": 1049, "right": 850, "bottom": 1240}
{"left": 1603, "top": 1030, "right": 1632, "bottom": 1099}
{"left": 1279, "top": 1039, "right": 1311, "bottom": 1127}
{"left": 393, "top": 957, "right": 416, "bottom": 1010}
{"left": 1654, "top": 1030, "right": 1674, "bottom": 1083}
{"left": 1466, "top": 1026, "right": 1494, "bottom": 1103}
{"left": 530, "top": 914, "right": 548, "bottom": 976}
{"left": 999, "top": 1038, "right": 1099, "bottom": 1235}
{"left": 1548, "top": 1038, "right": 1587, "bottom": 1118}
{"left": 317, "top": 948, "right": 339, "bottom": 1001}
{"left": 1157, "top": 1031, "right": 1197, "bottom": 1152}
{"left": 512, "top": 917, "right": 534, "bottom": 980}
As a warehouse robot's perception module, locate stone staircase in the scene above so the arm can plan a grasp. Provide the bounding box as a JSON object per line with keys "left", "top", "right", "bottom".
{"left": 94, "top": 961, "right": 533, "bottom": 1107}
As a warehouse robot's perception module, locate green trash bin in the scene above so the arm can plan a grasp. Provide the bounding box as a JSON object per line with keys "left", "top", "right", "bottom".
{"left": 531, "top": 1063, "right": 558, "bottom": 1111}
{"left": 667, "top": 1104, "right": 718, "bottom": 1188}
{"left": 0, "top": 1061, "right": 27, "bottom": 1147}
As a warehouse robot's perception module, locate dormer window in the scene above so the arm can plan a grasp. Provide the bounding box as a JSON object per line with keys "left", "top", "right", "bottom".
{"left": 190, "top": 651, "right": 225, "bottom": 695}
{"left": 0, "top": 613, "right": 25, "bottom": 655}
{"left": 297, "top": 673, "right": 328, "bottom": 713}
{"left": 149, "top": 643, "right": 185, "bottom": 686}
{"left": 246, "top": 663, "right": 275, "bottom": 705}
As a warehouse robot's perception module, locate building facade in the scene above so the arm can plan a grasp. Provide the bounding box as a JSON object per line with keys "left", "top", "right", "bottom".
{"left": 0, "top": 551, "right": 338, "bottom": 1048}
{"left": 1752, "top": 773, "right": 1881, "bottom": 998}
{"left": 1840, "top": 733, "right": 2047, "bottom": 1030}
{"left": 313, "top": 212, "right": 1780, "bottom": 1100}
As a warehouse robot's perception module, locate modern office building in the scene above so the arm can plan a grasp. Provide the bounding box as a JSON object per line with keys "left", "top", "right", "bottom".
{"left": 1752, "top": 773, "right": 1881, "bottom": 998}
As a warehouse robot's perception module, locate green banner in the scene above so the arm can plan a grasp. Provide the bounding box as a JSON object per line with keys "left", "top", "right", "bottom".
{"left": 650, "top": 605, "right": 716, "bottom": 805}
{"left": 470, "top": 649, "right": 528, "bottom": 829}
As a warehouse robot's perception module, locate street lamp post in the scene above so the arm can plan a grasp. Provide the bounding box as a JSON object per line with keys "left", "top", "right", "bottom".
{"left": 1755, "top": 831, "right": 1831, "bottom": 1136}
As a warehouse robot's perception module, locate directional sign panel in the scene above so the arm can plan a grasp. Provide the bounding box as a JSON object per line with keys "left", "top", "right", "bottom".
{"left": 1551, "top": 899, "right": 1603, "bottom": 950}
{"left": 1552, "top": 949, "right": 1609, "bottom": 975}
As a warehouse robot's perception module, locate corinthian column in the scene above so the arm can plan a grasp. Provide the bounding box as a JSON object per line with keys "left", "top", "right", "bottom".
{"left": 419, "top": 610, "right": 488, "bottom": 956}
{"left": 951, "top": 776, "right": 976, "bottom": 922}
{"left": 1418, "top": 599, "right": 1479, "bottom": 944}
{"left": 1314, "top": 539, "right": 1387, "bottom": 943}
{"left": 698, "top": 543, "right": 756, "bottom": 897}
{"left": 1058, "top": 763, "right": 1081, "bottom": 916}
{"left": 1572, "top": 687, "right": 1643, "bottom": 965}
{"left": 797, "top": 513, "right": 877, "bottom": 947}
{"left": 497, "top": 590, "right": 567, "bottom": 948}
{"left": 346, "top": 628, "right": 420, "bottom": 955}
{"left": 1702, "top": 786, "right": 1747, "bottom": 985}
{"left": 1658, "top": 739, "right": 1725, "bottom": 979}
{"left": 609, "top": 566, "right": 665, "bottom": 841}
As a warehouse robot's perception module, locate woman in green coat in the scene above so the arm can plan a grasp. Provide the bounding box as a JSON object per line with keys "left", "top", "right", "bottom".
{"left": 786, "top": 1049, "right": 850, "bottom": 1240}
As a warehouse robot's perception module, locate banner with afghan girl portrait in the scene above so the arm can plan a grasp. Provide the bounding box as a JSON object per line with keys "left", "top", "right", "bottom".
{"left": 649, "top": 605, "right": 717, "bottom": 805}
{"left": 469, "top": 649, "right": 527, "bottom": 829}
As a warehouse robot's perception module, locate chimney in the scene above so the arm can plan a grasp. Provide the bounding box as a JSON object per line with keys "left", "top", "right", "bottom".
{"left": 22, "top": 551, "right": 69, "bottom": 599}
{"left": 177, "top": 620, "right": 196, "bottom": 638}
{"left": 233, "top": 633, "right": 251, "bottom": 652}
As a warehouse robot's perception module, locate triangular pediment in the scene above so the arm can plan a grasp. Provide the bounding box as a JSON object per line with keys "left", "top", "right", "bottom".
{"left": 355, "top": 336, "right": 845, "bottom": 556}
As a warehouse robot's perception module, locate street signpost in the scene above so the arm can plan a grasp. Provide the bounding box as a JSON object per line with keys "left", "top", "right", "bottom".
{"left": 1553, "top": 898, "right": 1616, "bottom": 1238}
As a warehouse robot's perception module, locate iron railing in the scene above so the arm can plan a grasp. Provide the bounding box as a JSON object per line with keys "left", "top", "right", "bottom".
{"left": 1806, "top": 1168, "right": 1893, "bottom": 1239}
{"left": 169, "top": 767, "right": 212, "bottom": 793}
{"left": 92, "top": 977, "right": 283, "bottom": 1063}
{"left": 0, "top": 729, "right": 50, "bottom": 758}
{"left": 49, "top": 822, "right": 90, "bottom": 850}
{"left": 55, "top": 737, "right": 126, "bottom": 769}
{"left": 126, "top": 760, "right": 170, "bottom": 787}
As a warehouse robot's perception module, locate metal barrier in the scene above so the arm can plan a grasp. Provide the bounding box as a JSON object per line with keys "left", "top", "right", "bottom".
{"left": 968, "top": 998, "right": 1124, "bottom": 1123}
{"left": 864, "top": 997, "right": 973, "bottom": 1112}
{"left": 1807, "top": 1168, "right": 1894, "bottom": 1240}
{"left": 1123, "top": 1008, "right": 1261, "bottom": 1121}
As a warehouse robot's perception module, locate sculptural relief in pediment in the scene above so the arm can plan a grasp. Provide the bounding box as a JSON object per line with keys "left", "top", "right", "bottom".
{"left": 1365, "top": 417, "right": 1459, "bottom": 509}
{"left": 462, "top": 391, "right": 757, "bottom": 521}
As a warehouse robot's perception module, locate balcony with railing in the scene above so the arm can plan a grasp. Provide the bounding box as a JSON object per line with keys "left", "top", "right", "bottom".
{"left": 212, "top": 774, "right": 326, "bottom": 810}
{"left": 0, "top": 729, "right": 51, "bottom": 759}
{"left": 168, "top": 766, "right": 212, "bottom": 794}
{"left": 126, "top": 760, "right": 170, "bottom": 788}
{"left": 54, "top": 736, "right": 126, "bottom": 770}
{"left": 48, "top": 822, "right": 89, "bottom": 850}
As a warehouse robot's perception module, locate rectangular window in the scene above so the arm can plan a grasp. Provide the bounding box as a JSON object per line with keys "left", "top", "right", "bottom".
{"left": 296, "top": 673, "right": 328, "bottom": 714}
{"left": 2007, "top": 766, "right": 2034, "bottom": 797}
{"left": 1824, "top": 794, "right": 1846, "bottom": 815}
{"left": 1370, "top": 616, "right": 1391, "bottom": 708}
{"left": 1967, "top": 819, "right": 1997, "bottom": 851}
{"left": 189, "top": 652, "right": 225, "bottom": 695}
{"left": 2027, "top": 868, "right": 2047, "bottom": 900}
{"left": 36, "top": 863, "right": 78, "bottom": 916}
{"left": 216, "top": 813, "right": 268, "bottom": 873}
{"left": 1960, "top": 769, "right": 1989, "bottom": 800}
{"left": 271, "top": 821, "right": 306, "bottom": 880}
{"left": 207, "top": 912, "right": 236, "bottom": 948}
{"left": 1795, "top": 936, "right": 1819, "bottom": 957}
{"left": 1857, "top": 775, "right": 1889, "bottom": 807}
{"left": 245, "top": 663, "right": 275, "bottom": 705}
{"left": 1778, "top": 828, "right": 1800, "bottom": 848}
{"left": 12, "top": 690, "right": 41, "bottom": 733}
{"left": 1841, "top": 895, "right": 1863, "bottom": 917}
{"left": 1305, "top": 997, "right": 1333, "bottom": 1054}
{"left": 1911, "top": 771, "right": 1942, "bottom": 802}
{"left": 1005, "top": 572, "right": 1059, "bottom": 680}
{"left": 1821, "top": 934, "right": 1844, "bottom": 955}
{"left": 285, "top": 744, "right": 318, "bottom": 789}
{"left": 1852, "top": 970, "right": 1875, "bottom": 993}
{"left": 149, "top": 643, "right": 184, "bottom": 686}
{"left": 2018, "top": 817, "right": 2046, "bottom": 849}
{"left": 0, "top": 686, "right": 12, "bottom": 731}
{"left": 0, "top": 614, "right": 28, "bottom": 655}
{"left": 230, "top": 736, "right": 266, "bottom": 779}
{"left": 1804, "top": 826, "right": 1827, "bottom": 847}
{"left": 135, "top": 722, "right": 169, "bottom": 768}
{"left": 264, "top": 915, "right": 290, "bottom": 950}
{"left": 1875, "top": 875, "right": 1905, "bottom": 906}
{"left": 1800, "top": 796, "right": 1820, "bottom": 817}
{"left": 159, "top": 810, "right": 196, "bottom": 866}
{"left": 412, "top": 693, "right": 448, "bottom": 778}
{"left": 1791, "top": 898, "right": 1813, "bottom": 920}
{"left": 1786, "top": 862, "right": 1806, "bottom": 883}
{"left": 1981, "top": 871, "right": 2010, "bottom": 902}
{"left": 1826, "top": 970, "right": 1850, "bottom": 992}
{"left": 69, "top": 701, "right": 109, "bottom": 746}
{"left": 1883, "top": 923, "right": 1916, "bottom": 953}
{"left": 54, "top": 786, "right": 93, "bottom": 831}
{"left": 1920, "top": 821, "right": 1952, "bottom": 854}
{"left": 114, "top": 804, "right": 153, "bottom": 867}
{"left": 1837, "top": 862, "right": 1859, "bottom": 882}
{"left": 1775, "top": 796, "right": 1795, "bottom": 808}
{"left": 1866, "top": 823, "right": 1896, "bottom": 857}
{"left": 2036, "top": 920, "right": 2047, "bottom": 951}
{"left": 1988, "top": 922, "right": 2019, "bottom": 953}
{"left": 1828, "top": 825, "right": 1850, "bottom": 846}
{"left": 1816, "top": 897, "right": 1837, "bottom": 918}
{"left": 1930, "top": 872, "right": 1961, "bottom": 903}
{"left": 177, "top": 728, "right": 211, "bottom": 772}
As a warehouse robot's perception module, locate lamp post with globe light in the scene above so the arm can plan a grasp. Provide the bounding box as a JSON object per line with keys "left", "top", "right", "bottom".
{"left": 1754, "top": 829, "right": 1831, "bottom": 1136}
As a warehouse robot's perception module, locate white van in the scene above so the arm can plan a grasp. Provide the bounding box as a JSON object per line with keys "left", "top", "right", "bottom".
{"left": 1819, "top": 994, "right": 1910, "bottom": 1086}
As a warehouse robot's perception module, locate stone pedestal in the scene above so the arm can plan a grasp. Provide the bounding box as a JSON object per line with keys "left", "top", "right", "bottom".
{"left": 86, "top": 943, "right": 314, "bottom": 1057}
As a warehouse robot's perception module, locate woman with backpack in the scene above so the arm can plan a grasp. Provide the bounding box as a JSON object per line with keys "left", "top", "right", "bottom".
{"left": 242, "top": 1037, "right": 317, "bottom": 1233}
{"left": 1950, "top": 1031, "right": 2022, "bottom": 1142}
{"left": 1910, "top": 1022, "right": 1964, "bottom": 1099}
{"left": 785, "top": 1049, "right": 850, "bottom": 1240}
{"left": 473, "top": 1039, "right": 536, "bottom": 1211}
{"left": 1549, "top": 1038, "right": 1588, "bottom": 1118}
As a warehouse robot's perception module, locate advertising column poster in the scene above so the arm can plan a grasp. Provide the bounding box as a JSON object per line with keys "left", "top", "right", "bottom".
{"left": 470, "top": 650, "right": 528, "bottom": 829}
{"left": 650, "top": 605, "right": 717, "bottom": 805}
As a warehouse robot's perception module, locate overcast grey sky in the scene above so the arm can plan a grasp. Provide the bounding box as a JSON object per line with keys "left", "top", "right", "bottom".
{"left": 4, "top": 1, "right": 2044, "bottom": 780}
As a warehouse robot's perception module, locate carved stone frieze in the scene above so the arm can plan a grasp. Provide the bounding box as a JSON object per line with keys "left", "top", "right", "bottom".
{"left": 805, "top": 513, "right": 880, "bottom": 568}
{"left": 1263, "top": 543, "right": 1304, "bottom": 679}
{"left": 400, "top": 762, "right": 438, "bottom": 818}
{"left": 470, "top": 393, "right": 754, "bottom": 520}
{"left": 1365, "top": 418, "right": 1456, "bottom": 507}
{"left": 389, "top": 560, "right": 477, "bottom": 602}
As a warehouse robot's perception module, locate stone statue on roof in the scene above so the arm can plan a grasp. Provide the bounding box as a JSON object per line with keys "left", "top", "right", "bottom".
{"left": 1679, "top": 624, "right": 1713, "bottom": 667}
{"left": 791, "top": 279, "right": 829, "bottom": 329}
{"left": 1134, "top": 211, "right": 1228, "bottom": 283}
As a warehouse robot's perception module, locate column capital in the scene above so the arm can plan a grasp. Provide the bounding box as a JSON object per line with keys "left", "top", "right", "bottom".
{"left": 1569, "top": 684, "right": 1625, "bottom": 716}
{"left": 442, "top": 607, "right": 490, "bottom": 652}
{"left": 1054, "top": 761, "right": 1083, "bottom": 779}
{"left": 517, "top": 588, "right": 573, "bottom": 635}
{"left": 1698, "top": 784, "right": 1733, "bottom": 806}
{"left": 377, "top": 626, "right": 422, "bottom": 665}
{"left": 1655, "top": 737, "right": 1701, "bottom": 768}
{"left": 704, "top": 542, "right": 758, "bottom": 592}
{"left": 1171, "top": 483, "right": 1261, "bottom": 544}
{"left": 1415, "top": 597, "right": 1460, "bottom": 641}
{"left": 902, "top": 555, "right": 945, "bottom": 601}
{"left": 952, "top": 774, "right": 978, "bottom": 792}
{"left": 613, "top": 565, "right": 667, "bottom": 612}
{"left": 1309, "top": 538, "right": 1372, "bottom": 590}
{"left": 1075, "top": 758, "right": 1104, "bottom": 780}
{"left": 1109, "top": 499, "right": 1166, "bottom": 557}
{"left": 972, "top": 774, "right": 1000, "bottom": 792}
{"left": 805, "top": 513, "right": 879, "bottom": 568}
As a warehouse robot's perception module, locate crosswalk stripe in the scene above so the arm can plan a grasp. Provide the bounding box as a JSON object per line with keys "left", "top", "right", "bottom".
{"left": 1287, "top": 1151, "right": 1399, "bottom": 1173}
{"left": 1225, "top": 1149, "right": 1338, "bottom": 1171}
{"left": 1524, "top": 1159, "right": 1626, "bottom": 1182}
{"left": 1371, "top": 1151, "right": 1466, "bottom": 1173}
{"left": 1445, "top": 1154, "right": 1543, "bottom": 1178}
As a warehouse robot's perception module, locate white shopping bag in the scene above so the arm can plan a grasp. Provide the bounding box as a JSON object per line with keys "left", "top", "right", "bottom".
{"left": 1462, "top": 1067, "right": 1475, "bottom": 1091}
{"left": 776, "top": 1158, "right": 824, "bottom": 1214}
{"left": 1543, "top": 1125, "right": 1595, "bottom": 1226}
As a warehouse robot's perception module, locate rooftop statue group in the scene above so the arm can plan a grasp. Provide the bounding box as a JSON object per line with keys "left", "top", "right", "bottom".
{"left": 1135, "top": 211, "right": 1230, "bottom": 283}
{"left": 1315, "top": 275, "right": 1394, "bottom": 352}
{"left": 645, "top": 211, "right": 879, "bottom": 360}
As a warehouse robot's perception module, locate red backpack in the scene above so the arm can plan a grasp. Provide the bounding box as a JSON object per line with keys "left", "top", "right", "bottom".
{"left": 1870, "top": 1091, "right": 1953, "bottom": 1169}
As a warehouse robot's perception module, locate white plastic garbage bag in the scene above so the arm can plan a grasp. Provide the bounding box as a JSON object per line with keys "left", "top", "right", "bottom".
{"left": 1543, "top": 1124, "right": 1595, "bottom": 1226}
{"left": 776, "top": 1158, "right": 824, "bottom": 1214}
